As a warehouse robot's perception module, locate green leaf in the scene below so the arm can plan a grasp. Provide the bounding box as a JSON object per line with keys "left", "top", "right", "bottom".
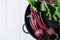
{"left": 27, "top": 0, "right": 38, "bottom": 12}
{"left": 55, "top": 7, "right": 60, "bottom": 22}
{"left": 28, "top": 0, "right": 37, "bottom": 6}
{"left": 57, "top": 0, "right": 60, "bottom": 7}
{"left": 53, "top": 15, "right": 57, "bottom": 21}
{"left": 31, "top": 6, "right": 38, "bottom": 12}
{"left": 41, "top": 2, "right": 46, "bottom": 11}
{"left": 27, "top": 15, "right": 32, "bottom": 18}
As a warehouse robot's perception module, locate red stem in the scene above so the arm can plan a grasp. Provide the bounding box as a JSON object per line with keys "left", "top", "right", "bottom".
{"left": 39, "top": 12, "right": 48, "bottom": 30}
{"left": 30, "top": 18, "right": 38, "bottom": 31}
{"left": 30, "top": 7, "right": 48, "bottom": 32}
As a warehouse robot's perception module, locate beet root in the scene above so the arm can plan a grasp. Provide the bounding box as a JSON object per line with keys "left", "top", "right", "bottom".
{"left": 34, "top": 29, "right": 44, "bottom": 38}
{"left": 46, "top": 28, "right": 58, "bottom": 40}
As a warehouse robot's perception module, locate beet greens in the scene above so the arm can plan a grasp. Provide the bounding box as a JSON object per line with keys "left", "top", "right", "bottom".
{"left": 27, "top": 0, "right": 60, "bottom": 23}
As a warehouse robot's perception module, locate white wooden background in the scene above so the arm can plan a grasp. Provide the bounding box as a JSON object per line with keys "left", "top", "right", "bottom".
{"left": 0, "top": 0, "right": 35, "bottom": 40}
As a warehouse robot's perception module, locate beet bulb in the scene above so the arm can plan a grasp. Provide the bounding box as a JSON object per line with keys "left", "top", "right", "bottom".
{"left": 46, "top": 28, "right": 55, "bottom": 35}
{"left": 34, "top": 29, "right": 44, "bottom": 38}
{"left": 46, "top": 28, "right": 58, "bottom": 40}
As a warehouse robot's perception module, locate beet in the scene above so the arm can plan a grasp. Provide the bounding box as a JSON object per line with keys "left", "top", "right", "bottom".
{"left": 24, "top": 5, "right": 60, "bottom": 40}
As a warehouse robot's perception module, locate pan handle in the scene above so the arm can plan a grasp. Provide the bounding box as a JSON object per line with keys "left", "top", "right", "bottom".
{"left": 22, "top": 24, "right": 29, "bottom": 34}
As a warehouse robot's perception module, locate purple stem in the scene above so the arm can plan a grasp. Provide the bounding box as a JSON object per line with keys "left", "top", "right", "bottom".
{"left": 30, "top": 7, "right": 48, "bottom": 32}
{"left": 39, "top": 12, "right": 47, "bottom": 30}
{"left": 30, "top": 18, "right": 38, "bottom": 31}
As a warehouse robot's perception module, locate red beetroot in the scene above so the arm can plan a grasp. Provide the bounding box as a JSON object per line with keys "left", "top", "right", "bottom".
{"left": 30, "top": 7, "right": 58, "bottom": 40}
{"left": 47, "top": 28, "right": 55, "bottom": 35}
{"left": 34, "top": 29, "right": 43, "bottom": 38}
{"left": 47, "top": 28, "right": 58, "bottom": 40}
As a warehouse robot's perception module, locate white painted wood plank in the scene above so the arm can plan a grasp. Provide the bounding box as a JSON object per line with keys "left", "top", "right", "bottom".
{"left": 7, "top": 0, "right": 20, "bottom": 40}
{"left": 0, "top": 0, "right": 7, "bottom": 40}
